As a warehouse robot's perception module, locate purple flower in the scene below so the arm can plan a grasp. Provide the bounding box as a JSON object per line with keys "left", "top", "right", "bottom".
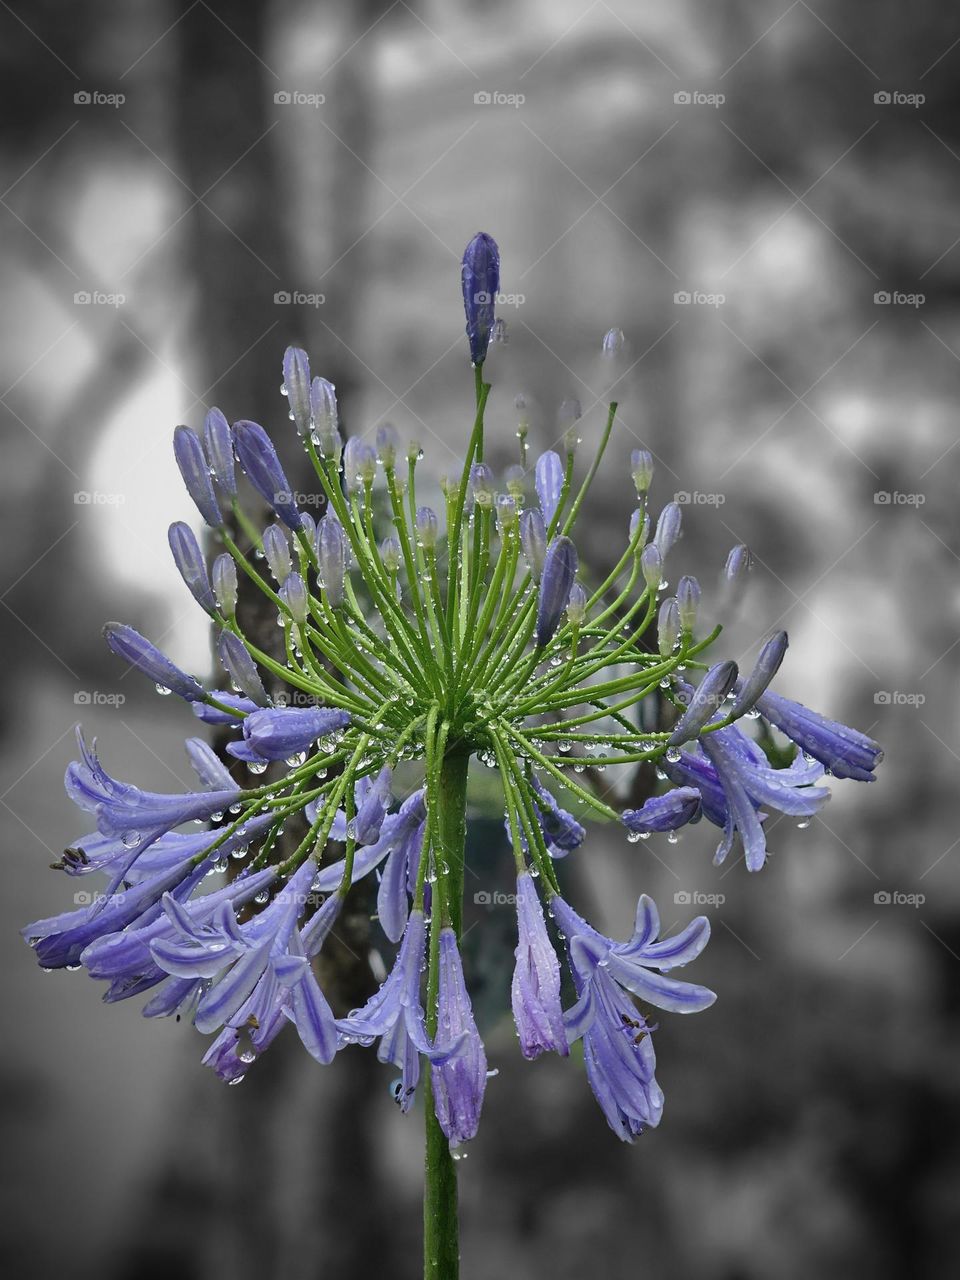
{"left": 630, "top": 449, "right": 654, "bottom": 494}
{"left": 668, "top": 661, "right": 739, "bottom": 746}
{"left": 519, "top": 508, "right": 547, "bottom": 580}
{"left": 343, "top": 437, "right": 376, "bottom": 494}
{"left": 217, "top": 630, "right": 271, "bottom": 706}
{"left": 536, "top": 536, "right": 578, "bottom": 648}
{"left": 535, "top": 450, "right": 564, "bottom": 528}
{"left": 168, "top": 522, "right": 214, "bottom": 612}
{"left": 654, "top": 503, "right": 682, "bottom": 560}
{"left": 317, "top": 514, "right": 346, "bottom": 607}
{"left": 232, "top": 419, "right": 300, "bottom": 530}
{"left": 174, "top": 425, "right": 222, "bottom": 528}
{"left": 241, "top": 705, "right": 350, "bottom": 761}
{"left": 103, "top": 622, "right": 205, "bottom": 702}
{"left": 676, "top": 575, "right": 700, "bottom": 633}
{"left": 730, "top": 631, "right": 788, "bottom": 719}
{"left": 554, "top": 894, "right": 715, "bottom": 1141}
{"left": 212, "top": 554, "right": 237, "bottom": 617}
{"left": 461, "top": 231, "right": 500, "bottom": 365}
{"left": 622, "top": 787, "right": 702, "bottom": 835}
{"left": 311, "top": 377, "right": 340, "bottom": 458}
{"left": 469, "top": 462, "right": 494, "bottom": 507}
{"left": 756, "top": 689, "right": 883, "bottom": 782}
{"left": 350, "top": 765, "right": 393, "bottom": 845}
{"left": 511, "top": 872, "right": 567, "bottom": 1059}
{"left": 377, "top": 791, "right": 428, "bottom": 943}
{"left": 202, "top": 408, "right": 236, "bottom": 498}
{"left": 415, "top": 506, "right": 438, "bottom": 550}
{"left": 191, "top": 690, "right": 257, "bottom": 724}
{"left": 262, "top": 523, "right": 292, "bottom": 584}
{"left": 530, "top": 774, "right": 585, "bottom": 857}
{"left": 337, "top": 910, "right": 448, "bottom": 1112}
{"left": 282, "top": 346, "right": 312, "bottom": 435}
{"left": 430, "top": 929, "right": 487, "bottom": 1147}
{"left": 280, "top": 571, "right": 309, "bottom": 623}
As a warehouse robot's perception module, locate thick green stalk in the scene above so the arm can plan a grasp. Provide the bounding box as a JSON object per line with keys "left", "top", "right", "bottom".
{"left": 423, "top": 747, "right": 470, "bottom": 1279}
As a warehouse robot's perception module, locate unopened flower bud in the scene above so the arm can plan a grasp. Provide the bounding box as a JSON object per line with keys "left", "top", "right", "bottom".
{"left": 282, "top": 346, "right": 312, "bottom": 436}
{"left": 566, "top": 582, "right": 587, "bottom": 627}
{"left": 630, "top": 449, "right": 654, "bottom": 495}
{"left": 263, "top": 523, "right": 292, "bottom": 584}
{"left": 520, "top": 508, "right": 547, "bottom": 581}
{"left": 730, "top": 631, "right": 788, "bottom": 719}
{"left": 640, "top": 543, "right": 662, "bottom": 591}
{"left": 677, "top": 575, "right": 701, "bottom": 633}
{"left": 407, "top": 438, "right": 423, "bottom": 465}
{"left": 203, "top": 408, "right": 236, "bottom": 498}
{"left": 376, "top": 423, "right": 400, "bottom": 468}
{"left": 536, "top": 536, "right": 578, "bottom": 648}
{"left": 168, "top": 521, "right": 214, "bottom": 612}
{"left": 461, "top": 231, "right": 500, "bottom": 366}
{"left": 217, "top": 630, "right": 270, "bottom": 706}
{"left": 470, "top": 463, "right": 495, "bottom": 507}
{"left": 654, "top": 502, "right": 682, "bottom": 560}
{"left": 504, "top": 464, "right": 526, "bottom": 498}
{"left": 317, "top": 514, "right": 346, "bottom": 607}
{"left": 558, "top": 397, "right": 582, "bottom": 455}
{"left": 104, "top": 622, "right": 205, "bottom": 702}
{"left": 380, "top": 536, "right": 401, "bottom": 573}
{"left": 535, "top": 451, "right": 564, "bottom": 527}
{"left": 722, "top": 544, "right": 752, "bottom": 601}
{"left": 668, "top": 661, "right": 739, "bottom": 746}
{"left": 495, "top": 493, "right": 518, "bottom": 532}
{"left": 658, "top": 597, "right": 680, "bottom": 656}
{"left": 212, "top": 553, "right": 238, "bottom": 617}
{"left": 310, "top": 377, "right": 341, "bottom": 460}
{"left": 491, "top": 317, "right": 508, "bottom": 345}
{"left": 629, "top": 508, "right": 650, "bottom": 547}
{"left": 343, "top": 437, "right": 376, "bottom": 494}
{"left": 233, "top": 420, "right": 300, "bottom": 530}
{"left": 416, "top": 506, "right": 439, "bottom": 550}
{"left": 174, "top": 425, "right": 222, "bottom": 528}
{"left": 439, "top": 460, "right": 461, "bottom": 499}
{"left": 280, "top": 571, "right": 309, "bottom": 624}
{"left": 601, "top": 326, "right": 625, "bottom": 356}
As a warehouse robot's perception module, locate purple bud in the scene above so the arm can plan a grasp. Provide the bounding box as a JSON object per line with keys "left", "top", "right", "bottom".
{"left": 730, "top": 631, "right": 788, "bottom": 719}
{"left": 351, "top": 766, "right": 393, "bottom": 845}
{"left": 676, "top": 575, "right": 701, "bottom": 632}
{"left": 504, "top": 464, "right": 526, "bottom": 498}
{"left": 376, "top": 423, "right": 400, "bottom": 468}
{"left": 380, "top": 536, "right": 401, "bottom": 573}
{"left": 470, "top": 462, "right": 495, "bottom": 507}
{"left": 602, "top": 326, "right": 625, "bottom": 356}
{"left": 217, "top": 630, "right": 270, "bottom": 706}
{"left": 658, "top": 597, "right": 680, "bottom": 656}
{"left": 282, "top": 346, "right": 312, "bottom": 436}
{"left": 212, "top": 553, "right": 238, "bottom": 617}
{"left": 168, "top": 521, "right": 214, "bottom": 612}
{"left": 630, "top": 449, "right": 654, "bottom": 494}
{"left": 461, "top": 231, "right": 500, "bottom": 365}
{"left": 203, "top": 408, "right": 237, "bottom": 498}
{"left": 299, "top": 511, "right": 316, "bottom": 545}
{"left": 317, "top": 514, "right": 346, "bottom": 607}
{"left": 622, "top": 787, "right": 702, "bottom": 834}
{"left": 262, "top": 523, "right": 292, "bottom": 584}
{"left": 722, "top": 543, "right": 753, "bottom": 604}
{"left": 536, "top": 536, "right": 578, "bottom": 648}
{"left": 535, "top": 450, "right": 564, "bottom": 527}
{"left": 640, "top": 543, "right": 662, "bottom": 590}
{"left": 242, "top": 705, "right": 350, "bottom": 761}
{"left": 629, "top": 508, "right": 650, "bottom": 545}
{"left": 343, "top": 437, "right": 376, "bottom": 494}
{"left": 174, "top": 426, "right": 222, "bottom": 528}
{"left": 280, "top": 571, "right": 309, "bottom": 624}
{"left": 310, "top": 377, "right": 341, "bottom": 459}
{"left": 520, "top": 509, "right": 547, "bottom": 581}
{"left": 416, "top": 506, "right": 438, "bottom": 550}
{"left": 232, "top": 420, "right": 300, "bottom": 530}
{"left": 566, "top": 582, "right": 587, "bottom": 626}
{"left": 103, "top": 622, "right": 205, "bottom": 701}
{"left": 654, "top": 502, "right": 682, "bottom": 559}
{"left": 668, "top": 661, "right": 739, "bottom": 746}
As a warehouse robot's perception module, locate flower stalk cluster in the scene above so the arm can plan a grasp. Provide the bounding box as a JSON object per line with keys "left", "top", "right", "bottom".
{"left": 24, "top": 231, "right": 883, "bottom": 1279}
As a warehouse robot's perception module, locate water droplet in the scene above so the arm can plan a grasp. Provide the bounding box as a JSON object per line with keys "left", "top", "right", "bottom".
{"left": 665, "top": 747, "right": 681, "bottom": 763}
{"left": 155, "top": 683, "right": 172, "bottom": 697}
{"left": 121, "top": 830, "right": 141, "bottom": 848}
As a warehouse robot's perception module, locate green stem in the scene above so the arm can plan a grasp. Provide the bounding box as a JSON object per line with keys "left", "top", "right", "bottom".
{"left": 423, "top": 746, "right": 470, "bottom": 1279}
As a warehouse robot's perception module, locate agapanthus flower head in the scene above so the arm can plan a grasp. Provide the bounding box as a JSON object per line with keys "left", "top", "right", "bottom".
{"left": 27, "top": 230, "right": 882, "bottom": 1178}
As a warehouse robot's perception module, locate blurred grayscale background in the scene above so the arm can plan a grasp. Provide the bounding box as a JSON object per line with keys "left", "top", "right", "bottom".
{"left": 2, "top": 2, "right": 959, "bottom": 1277}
